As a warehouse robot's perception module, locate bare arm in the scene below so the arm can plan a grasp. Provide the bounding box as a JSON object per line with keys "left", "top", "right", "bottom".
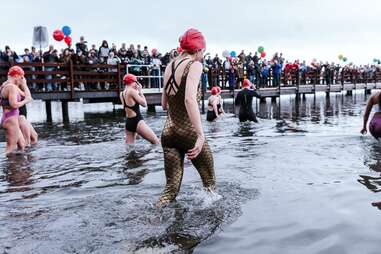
{"left": 362, "top": 93, "right": 378, "bottom": 133}
{"left": 161, "top": 90, "right": 168, "bottom": 110}
{"left": 185, "top": 61, "right": 204, "bottom": 141}
{"left": 161, "top": 64, "right": 171, "bottom": 110}
{"left": 7, "top": 86, "right": 31, "bottom": 108}
{"left": 19, "top": 77, "right": 32, "bottom": 99}
{"left": 131, "top": 85, "right": 147, "bottom": 107}
{"left": 185, "top": 61, "right": 206, "bottom": 159}
{"left": 119, "top": 91, "right": 125, "bottom": 107}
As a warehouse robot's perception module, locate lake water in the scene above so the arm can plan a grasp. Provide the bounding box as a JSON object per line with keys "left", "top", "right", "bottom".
{"left": 1, "top": 91, "right": 381, "bottom": 254}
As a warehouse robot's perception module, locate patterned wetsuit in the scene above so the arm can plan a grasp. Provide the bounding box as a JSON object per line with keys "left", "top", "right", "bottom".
{"left": 158, "top": 59, "right": 216, "bottom": 205}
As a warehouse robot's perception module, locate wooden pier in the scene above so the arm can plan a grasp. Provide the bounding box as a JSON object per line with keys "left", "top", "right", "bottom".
{"left": 0, "top": 62, "right": 379, "bottom": 122}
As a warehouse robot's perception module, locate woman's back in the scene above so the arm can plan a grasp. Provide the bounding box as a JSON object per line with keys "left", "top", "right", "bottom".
{"left": 163, "top": 56, "right": 195, "bottom": 125}
{"left": 121, "top": 88, "right": 140, "bottom": 118}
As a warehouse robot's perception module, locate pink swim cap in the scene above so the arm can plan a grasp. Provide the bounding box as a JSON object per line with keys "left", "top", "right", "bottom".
{"left": 8, "top": 66, "right": 25, "bottom": 77}
{"left": 211, "top": 87, "right": 219, "bottom": 95}
{"left": 179, "top": 28, "right": 206, "bottom": 54}
{"left": 123, "top": 73, "right": 137, "bottom": 85}
{"left": 243, "top": 79, "right": 251, "bottom": 88}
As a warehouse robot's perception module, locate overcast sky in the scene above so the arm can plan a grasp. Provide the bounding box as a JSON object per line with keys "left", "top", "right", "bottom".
{"left": 1, "top": 0, "right": 380, "bottom": 64}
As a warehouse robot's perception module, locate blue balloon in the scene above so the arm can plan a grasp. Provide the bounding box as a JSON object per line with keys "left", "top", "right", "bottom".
{"left": 62, "top": 26, "right": 72, "bottom": 36}
{"left": 230, "top": 51, "right": 236, "bottom": 58}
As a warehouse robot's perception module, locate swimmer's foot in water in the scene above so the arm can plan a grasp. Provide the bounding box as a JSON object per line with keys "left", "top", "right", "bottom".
{"left": 155, "top": 197, "right": 170, "bottom": 208}
{"left": 371, "top": 201, "right": 381, "bottom": 210}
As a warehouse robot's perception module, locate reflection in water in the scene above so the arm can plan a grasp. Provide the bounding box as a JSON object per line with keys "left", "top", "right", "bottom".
{"left": 123, "top": 150, "right": 149, "bottom": 185}
{"left": 359, "top": 142, "right": 381, "bottom": 209}
{"left": 4, "top": 154, "right": 34, "bottom": 193}
{"left": 134, "top": 203, "right": 224, "bottom": 252}
{"left": 1, "top": 91, "right": 381, "bottom": 253}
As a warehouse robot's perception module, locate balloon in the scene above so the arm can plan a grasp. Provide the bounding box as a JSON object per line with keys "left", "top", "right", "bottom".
{"left": 64, "top": 36, "right": 72, "bottom": 46}
{"left": 230, "top": 51, "right": 237, "bottom": 58}
{"left": 62, "top": 26, "right": 72, "bottom": 36}
{"left": 222, "top": 50, "right": 230, "bottom": 58}
{"left": 343, "top": 57, "right": 347, "bottom": 62}
{"left": 338, "top": 54, "right": 343, "bottom": 60}
{"left": 53, "top": 29, "right": 64, "bottom": 41}
{"left": 258, "top": 46, "right": 264, "bottom": 53}
{"left": 260, "top": 51, "right": 266, "bottom": 58}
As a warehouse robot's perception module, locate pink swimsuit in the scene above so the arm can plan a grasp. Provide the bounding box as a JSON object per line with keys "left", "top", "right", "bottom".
{"left": 0, "top": 90, "right": 21, "bottom": 125}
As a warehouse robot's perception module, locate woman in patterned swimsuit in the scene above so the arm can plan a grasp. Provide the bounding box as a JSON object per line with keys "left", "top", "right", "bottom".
{"left": 157, "top": 28, "right": 216, "bottom": 207}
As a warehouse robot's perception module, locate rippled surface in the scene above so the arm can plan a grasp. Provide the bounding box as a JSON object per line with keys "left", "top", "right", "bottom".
{"left": 1, "top": 91, "right": 381, "bottom": 254}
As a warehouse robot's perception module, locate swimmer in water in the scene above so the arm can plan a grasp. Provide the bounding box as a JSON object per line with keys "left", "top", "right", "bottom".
{"left": 361, "top": 91, "right": 381, "bottom": 139}
{"left": 206, "top": 86, "right": 225, "bottom": 122}
{"left": 119, "top": 73, "right": 160, "bottom": 144}
{"left": 235, "top": 79, "right": 260, "bottom": 122}
{"left": 157, "top": 28, "right": 216, "bottom": 207}
{"left": 17, "top": 80, "right": 38, "bottom": 147}
{"left": 1, "top": 66, "right": 32, "bottom": 155}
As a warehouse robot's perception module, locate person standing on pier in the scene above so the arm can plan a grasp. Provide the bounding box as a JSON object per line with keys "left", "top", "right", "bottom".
{"left": 157, "top": 28, "right": 216, "bottom": 207}
{"left": 120, "top": 74, "right": 160, "bottom": 145}
{"left": 235, "top": 79, "right": 260, "bottom": 122}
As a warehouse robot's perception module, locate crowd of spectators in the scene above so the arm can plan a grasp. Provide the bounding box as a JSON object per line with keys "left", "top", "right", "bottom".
{"left": 0, "top": 37, "right": 380, "bottom": 92}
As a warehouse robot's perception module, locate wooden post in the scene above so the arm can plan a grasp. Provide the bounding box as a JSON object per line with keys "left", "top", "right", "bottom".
{"left": 69, "top": 60, "right": 74, "bottom": 99}
{"left": 117, "top": 62, "right": 121, "bottom": 95}
{"left": 61, "top": 100, "right": 69, "bottom": 123}
{"left": 45, "top": 100, "right": 52, "bottom": 122}
{"left": 147, "top": 104, "right": 156, "bottom": 113}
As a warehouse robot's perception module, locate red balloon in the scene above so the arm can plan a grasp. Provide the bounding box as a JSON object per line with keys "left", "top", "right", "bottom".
{"left": 53, "top": 30, "right": 64, "bottom": 41}
{"left": 260, "top": 51, "right": 266, "bottom": 58}
{"left": 64, "top": 36, "right": 72, "bottom": 46}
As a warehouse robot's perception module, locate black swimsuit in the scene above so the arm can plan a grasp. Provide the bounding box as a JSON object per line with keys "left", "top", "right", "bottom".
{"left": 206, "top": 102, "right": 222, "bottom": 122}
{"left": 122, "top": 92, "right": 143, "bottom": 132}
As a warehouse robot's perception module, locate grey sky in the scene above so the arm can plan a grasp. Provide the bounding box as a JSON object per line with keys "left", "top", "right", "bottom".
{"left": 2, "top": 0, "right": 380, "bottom": 64}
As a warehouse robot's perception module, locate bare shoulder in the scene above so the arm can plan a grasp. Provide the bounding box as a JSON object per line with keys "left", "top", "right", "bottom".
{"left": 189, "top": 61, "right": 202, "bottom": 71}
{"left": 371, "top": 92, "right": 381, "bottom": 104}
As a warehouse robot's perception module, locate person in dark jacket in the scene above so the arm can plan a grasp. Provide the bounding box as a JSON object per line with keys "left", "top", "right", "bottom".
{"left": 75, "top": 36, "right": 88, "bottom": 54}
{"left": 235, "top": 79, "right": 260, "bottom": 122}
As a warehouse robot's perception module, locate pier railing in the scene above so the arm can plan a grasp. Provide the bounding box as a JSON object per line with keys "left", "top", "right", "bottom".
{"left": 0, "top": 62, "right": 380, "bottom": 99}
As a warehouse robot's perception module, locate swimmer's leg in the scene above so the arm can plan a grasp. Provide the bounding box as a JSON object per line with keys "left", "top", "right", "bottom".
{"left": 18, "top": 116, "right": 31, "bottom": 146}
{"left": 249, "top": 112, "right": 258, "bottom": 123}
{"left": 157, "top": 147, "right": 184, "bottom": 207}
{"left": 136, "top": 120, "right": 160, "bottom": 145}
{"left": 29, "top": 123, "right": 38, "bottom": 145}
{"left": 125, "top": 129, "right": 137, "bottom": 144}
{"left": 191, "top": 140, "right": 216, "bottom": 190}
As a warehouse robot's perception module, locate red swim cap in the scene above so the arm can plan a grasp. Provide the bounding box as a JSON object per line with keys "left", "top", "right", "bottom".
{"left": 243, "top": 79, "right": 251, "bottom": 88}
{"left": 151, "top": 48, "right": 157, "bottom": 54}
{"left": 123, "top": 73, "right": 137, "bottom": 85}
{"left": 8, "top": 66, "right": 25, "bottom": 77}
{"left": 216, "top": 86, "right": 221, "bottom": 94}
{"left": 211, "top": 87, "right": 219, "bottom": 95}
{"left": 179, "top": 28, "right": 206, "bottom": 53}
